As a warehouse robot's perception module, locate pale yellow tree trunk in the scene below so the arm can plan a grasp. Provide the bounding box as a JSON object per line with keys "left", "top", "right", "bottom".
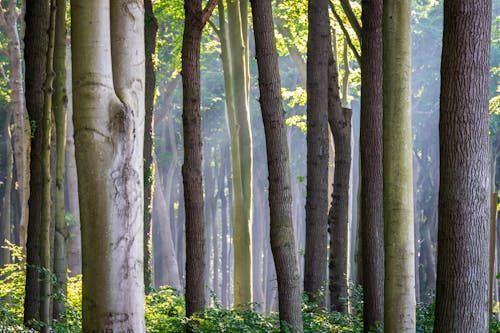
{"left": 71, "top": 0, "right": 145, "bottom": 330}
{"left": 383, "top": 0, "right": 415, "bottom": 331}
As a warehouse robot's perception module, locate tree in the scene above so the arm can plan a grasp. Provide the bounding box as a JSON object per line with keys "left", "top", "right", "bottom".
{"left": 251, "top": 0, "right": 303, "bottom": 330}
{"left": 303, "top": 0, "right": 329, "bottom": 303}
{"left": 360, "top": 0, "right": 384, "bottom": 329}
{"left": 52, "top": 0, "right": 68, "bottom": 320}
{"left": 181, "top": 0, "right": 217, "bottom": 320}
{"left": 24, "top": 0, "right": 50, "bottom": 324}
{"left": 434, "top": 0, "right": 492, "bottom": 331}
{"left": 71, "top": 0, "right": 146, "bottom": 330}
{"left": 383, "top": 0, "right": 415, "bottom": 331}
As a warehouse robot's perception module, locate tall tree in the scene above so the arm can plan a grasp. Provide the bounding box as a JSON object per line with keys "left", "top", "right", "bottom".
{"left": 217, "top": 0, "right": 254, "bottom": 306}
{"left": 181, "top": 0, "right": 217, "bottom": 320}
{"left": 434, "top": 0, "right": 492, "bottom": 331}
{"left": 144, "top": 0, "right": 158, "bottom": 294}
{"left": 360, "top": 0, "right": 384, "bottom": 329}
{"left": 383, "top": 0, "right": 415, "bottom": 331}
{"left": 251, "top": 0, "right": 303, "bottom": 330}
{"left": 52, "top": 0, "right": 68, "bottom": 320}
{"left": 304, "top": 0, "right": 329, "bottom": 303}
{"left": 24, "top": 0, "right": 50, "bottom": 325}
{"left": 71, "top": 0, "right": 146, "bottom": 330}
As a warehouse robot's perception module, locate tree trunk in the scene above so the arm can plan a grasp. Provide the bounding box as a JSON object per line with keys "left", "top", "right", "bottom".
{"left": 304, "top": 0, "right": 329, "bottom": 304}
{"left": 0, "top": 108, "right": 13, "bottom": 267}
{"left": 327, "top": 33, "right": 352, "bottom": 313}
{"left": 434, "top": 1, "right": 491, "bottom": 331}
{"left": 52, "top": 0, "right": 68, "bottom": 321}
{"left": 144, "top": 0, "right": 158, "bottom": 294}
{"left": 24, "top": 0, "right": 50, "bottom": 324}
{"left": 181, "top": 0, "right": 217, "bottom": 319}
{"left": 71, "top": 0, "right": 146, "bottom": 330}
{"left": 383, "top": 0, "right": 415, "bottom": 331}
{"left": 251, "top": 0, "right": 303, "bottom": 330}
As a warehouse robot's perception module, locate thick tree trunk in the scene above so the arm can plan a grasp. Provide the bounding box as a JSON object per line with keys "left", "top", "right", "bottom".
{"left": 434, "top": 1, "right": 491, "bottom": 331}
{"left": 71, "top": 0, "right": 146, "bottom": 330}
{"left": 383, "top": 0, "right": 415, "bottom": 331}
{"left": 304, "top": 0, "right": 329, "bottom": 304}
{"left": 359, "top": 1, "right": 384, "bottom": 326}
{"left": 24, "top": 0, "right": 50, "bottom": 324}
{"left": 144, "top": 0, "right": 158, "bottom": 294}
{"left": 181, "top": 0, "right": 217, "bottom": 319}
{"left": 52, "top": 0, "right": 68, "bottom": 320}
{"left": 251, "top": 0, "right": 303, "bottom": 330}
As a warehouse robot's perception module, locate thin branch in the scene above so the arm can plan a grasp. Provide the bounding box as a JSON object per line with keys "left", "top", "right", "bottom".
{"left": 330, "top": 1, "right": 361, "bottom": 64}
{"left": 207, "top": 18, "right": 222, "bottom": 40}
{"left": 339, "top": 0, "right": 361, "bottom": 40}
{"left": 201, "top": 0, "right": 218, "bottom": 27}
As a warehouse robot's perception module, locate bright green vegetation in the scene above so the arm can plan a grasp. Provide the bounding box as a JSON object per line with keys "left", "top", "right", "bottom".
{"left": 3, "top": 244, "right": 498, "bottom": 333}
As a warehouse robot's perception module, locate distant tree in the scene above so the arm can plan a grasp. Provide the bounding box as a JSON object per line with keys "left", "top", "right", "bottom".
{"left": 251, "top": 0, "right": 303, "bottom": 330}
{"left": 303, "top": 0, "right": 329, "bottom": 304}
{"left": 181, "top": 0, "right": 217, "bottom": 321}
{"left": 71, "top": 0, "right": 146, "bottom": 330}
{"left": 383, "top": 0, "right": 415, "bottom": 331}
{"left": 360, "top": 0, "right": 384, "bottom": 329}
{"left": 24, "top": 0, "right": 50, "bottom": 325}
{"left": 434, "top": 1, "right": 492, "bottom": 332}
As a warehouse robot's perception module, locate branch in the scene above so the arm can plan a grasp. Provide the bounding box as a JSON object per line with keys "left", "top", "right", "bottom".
{"left": 339, "top": 0, "right": 361, "bottom": 40}
{"left": 207, "top": 18, "right": 222, "bottom": 40}
{"left": 330, "top": 1, "right": 361, "bottom": 64}
{"left": 201, "top": 0, "right": 218, "bottom": 27}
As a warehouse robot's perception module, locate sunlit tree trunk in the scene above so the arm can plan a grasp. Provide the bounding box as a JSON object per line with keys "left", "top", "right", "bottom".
{"left": 251, "top": 0, "right": 303, "bottom": 330}
{"left": 24, "top": 0, "right": 50, "bottom": 324}
{"left": 304, "top": 0, "right": 329, "bottom": 304}
{"left": 144, "top": 0, "right": 158, "bottom": 294}
{"left": 360, "top": 0, "right": 384, "bottom": 329}
{"left": 71, "top": 0, "right": 146, "bottom": 330}
{"left": 434, "top": 1, "right": 491, "bottom": 331}
{"left": 383, "top": 0, "right": 415, "bottom": 331}
{"left": 52, "top": 0, "right": 68, "bottom": 321}
{"left": 181, "top": 0, "right": 217, "bottom": 320}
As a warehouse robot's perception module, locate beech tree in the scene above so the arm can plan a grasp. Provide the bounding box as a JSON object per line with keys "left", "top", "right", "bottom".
{"left": 434, "top": 0, "right": 492, "bottom": 331}
{"left": 71, "top": 0, "right": 146, "bottom": 330}
{"left": 251, "top": 0, "right": 303, "bottom": 330}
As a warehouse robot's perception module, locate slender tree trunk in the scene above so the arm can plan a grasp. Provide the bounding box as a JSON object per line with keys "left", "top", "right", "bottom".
{"left": 383, "top": 0, "right": 415, "bottom": 331}
{"left": 327, "top": 33, "right": 351, "bottom": 313}
{"left": 181, "top": 0, "right": 217, "bottom": 319}
{"left": 24, "top": 0, "right": 50, "bottom": 324}
{"left": 0, "top": 108, "right": 13, "bottom": 266}
{"left": 52, "top": 0, "right": 68, "bottom": 320}
{"left": 434, "top": 1, "right": 491, "bottom": 331}
{"left": 251, "top": 0, "right": 303, "bottom": 330}
{"left": 219, "top": 147, "right": 229, "bottom": 307}
{"left": 144, "top": 0, "right": 158, "bottom": 294}
{"left": 304, "top": 0, "right": 329, "bottom": 304}
{"left": 71, "top": 0, "right": 146, "bottom": 330}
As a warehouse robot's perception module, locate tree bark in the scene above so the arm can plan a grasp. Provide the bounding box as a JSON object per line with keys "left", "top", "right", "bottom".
{"left": 71, "top": 0, "right": 146, "bottom": 330}
{"left": 383, "top": 0, "right": 415, "bottom": 331}
{"left": 24, "top": 0, "right": 50, "bottom": 324}
{"left": 52, "top": 0, "right": 68, "bottom": 320}
{"left": 251, "top": 0, "right": 303, "bottom": 330}
{"left": 434, "top": 1, "right": 492, "bottom": 331}
{"left": 360, "top": 0, "right": 384, "bottom": 329}
{"left": 144, "top": 0, "right": 158, "bottom": 294}
{"left": 304, "top": 0, "right": 329, "bottom": 304}
{"left": 181, "top": 0, "right": 217, "bottom": 319}
{"left": 0, "top": 107, "right": 13, "bottom": 267}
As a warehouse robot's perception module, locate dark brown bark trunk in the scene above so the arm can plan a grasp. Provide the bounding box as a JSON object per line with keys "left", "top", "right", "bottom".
{"left": 181, "top": 0, "right": 216, "bottom": 319}
{"left": 303, "top": 0, "right": 329, "bottom": 304}
{"left": 24, "top": 0, "right": 50, "bottom": 324}
{"left": 327, "top": 37, "right": 352, "bottom": 313}
{"left": 251, "top": 1, "right": 303, "bottom": 330}
{"left": 144, "top": 0, "right": 158, "bottom": 294}
{"left": 434, "top": 1, "right": 492, "bottom": 331}
{"left": 360, "top": 0, "right": 384, "bottom": 329}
